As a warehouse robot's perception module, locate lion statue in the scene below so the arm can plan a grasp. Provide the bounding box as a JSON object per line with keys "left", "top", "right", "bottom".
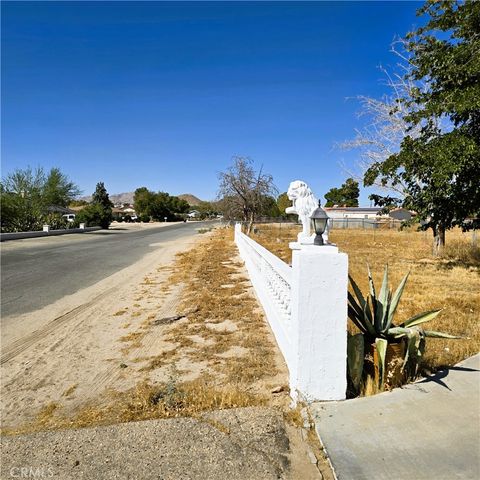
{"left": 285, "top": 180, "right": 329, "bottom": 244}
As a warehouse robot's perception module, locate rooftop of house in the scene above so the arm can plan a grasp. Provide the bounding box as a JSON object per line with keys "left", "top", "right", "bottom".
{"left": 324, "top": 207, "right": 382, "bottom": 212}
{"left": 47, "top": 205, "right": 77, "bottom": 214}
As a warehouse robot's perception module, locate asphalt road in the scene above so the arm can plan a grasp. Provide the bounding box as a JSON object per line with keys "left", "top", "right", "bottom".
{"left": 1, "top": 221, "right": 211, "bottom": 318}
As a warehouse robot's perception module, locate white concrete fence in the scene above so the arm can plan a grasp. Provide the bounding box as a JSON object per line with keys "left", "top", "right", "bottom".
{"left": 0, "top": 225, "right": 101, "bottom": 242}
{"left": 234, "top": 223, "right": 348, "bottom": 402}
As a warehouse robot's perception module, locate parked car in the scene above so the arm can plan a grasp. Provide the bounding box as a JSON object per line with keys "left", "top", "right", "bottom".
{"left": 62, "top": 214, "right": 76, "bottom": 222}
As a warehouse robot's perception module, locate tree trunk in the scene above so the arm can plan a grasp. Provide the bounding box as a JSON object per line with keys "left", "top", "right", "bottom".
{"left": 246, "top": 212, "right": 255, "bottom": 236}
{"left": 432, "top": 225, "right": 445, "bottom": 257}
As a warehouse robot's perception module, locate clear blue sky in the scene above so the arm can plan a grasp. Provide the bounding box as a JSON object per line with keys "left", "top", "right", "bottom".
{"left": 2, "top": 1, "right": 423, "bottom": 204}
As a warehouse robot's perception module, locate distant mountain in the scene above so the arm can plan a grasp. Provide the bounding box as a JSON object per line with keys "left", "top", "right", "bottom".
{"left": 109, "top": 192, "right": 135, "bottom": 204}
{"left": 178, "top": 194, "right": 203, "bottom": 206}
{"left": 79, "top": 192, "right": 135, "bottom": 205}
{"left": 80, "top": 191, "right": 203, "bottom": 206}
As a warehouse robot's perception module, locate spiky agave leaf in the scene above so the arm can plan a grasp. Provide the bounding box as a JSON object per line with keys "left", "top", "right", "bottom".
{"left": 347, "top": 333, "right": 364, "bottom": 390}
{"left": 347, "top": 291, "right": 370, "bottom": 334}
{"left": 423, "top": 330, "right": 465, "bottom": 339}
{"left": 347, "top": 290, "right": 363, "bottom": 316}
{"left": 350, "top": 274, "right": 375, "bottom": 330}
{"left": 382, "top": 289, "right": 393, "bottom": 332}
{"left": 362, "top": 296, "right": 376, "bottom": 336}
{"left": 347, "top": 286, "right": 375, "bottom": 335}
{"left": 367, "top": 263, "right": 377, "bottom": 302}
{"left": 387, "top": 326, "right": 414, "bottom": 338}
{"left": 349, "top": 275, "right": 367, "bottom": 310}
{"left": 367, "top": 264, "right": 380, "bottom": 331}
{"left": 402, "top": 309, "right": 442, "bottom": 328}
{"left": 384, "top": 271, "right": 410, "bottom": 333}
{"left": 348, "top": 304, "right": 367, "bottom": 334}
{"left": 375, "top": 338, "right": 388, "bottom": 390}
{"left": 377, "top": 265, "right": 390, "bottom": 331}
{"left": 402, "top": 328, "right": 421, "bottom": 372}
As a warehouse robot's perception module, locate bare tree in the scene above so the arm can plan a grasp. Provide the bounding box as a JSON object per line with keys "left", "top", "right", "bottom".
{"left": 218, "top": 157, "right": 277, "bottom": 235}
{"left": 340, "top": 39, "right": 434, "bottom": 197}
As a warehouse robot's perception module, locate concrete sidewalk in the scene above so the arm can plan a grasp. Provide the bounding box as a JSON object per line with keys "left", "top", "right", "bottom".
{"left": 311, "top": 354, "right": 480, "bottom": 480}
{"left": 1, "top": 407, "right": 323, "bottom": 480}
{"left": 1, "top": 408, "right": 289, "bottom": 480}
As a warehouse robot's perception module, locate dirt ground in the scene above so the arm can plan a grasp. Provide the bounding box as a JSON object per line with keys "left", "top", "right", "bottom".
{"left": 1, "top": 232, "right": 199, "bottom": 427}
{"left": 1, "top": 227, "right": 332, "bottom": 479}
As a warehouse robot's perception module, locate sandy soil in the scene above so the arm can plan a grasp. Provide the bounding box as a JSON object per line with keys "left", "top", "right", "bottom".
{"left": 1, "top": 227, "right": 331, "bottom": 479}
{"left": 1, "top": 232, "right": 199, "bottom": 427}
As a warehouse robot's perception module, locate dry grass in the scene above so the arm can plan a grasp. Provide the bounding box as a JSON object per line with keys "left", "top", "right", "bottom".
{"left": 118, "top": 331, "right": 146, "bottom": 354}
{"left": 1, "top": 376, "right": 264, "bottom": 436}
{"left": 62, "top": 384, "right": 78, "bottom": 398}
{"left": 283, "top": 403, "right": 305, "bottom": 428}
{"left": 119, "top": 332, "right": 144, "bottom": 343}
{"left": 252, "top": 224, "right": 479, "bottom": 371}
{"left": 139, "top": 349, "right": 178, "bottom": 371}
{"left": 360, "top": 375, "right": 381, "bottom": 397}
{"left": 3, "top": 227, "right": 284, "bottom": 436}
{"left": 164, "top": 227, "right": 281, "bottom": 388}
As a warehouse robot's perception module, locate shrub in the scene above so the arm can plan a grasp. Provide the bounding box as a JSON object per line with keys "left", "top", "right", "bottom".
{"left": 75, "top": 204, "right": 111, "bottom": 228}
{"left": 43, "top": 213, "right": 69, "bottom": 230}
{"left": 347, "top": 265, "right": 463, "bottom": 393}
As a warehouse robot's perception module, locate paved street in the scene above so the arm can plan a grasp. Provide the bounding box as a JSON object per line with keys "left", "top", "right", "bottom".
{"left": 1, "top": 221, "right": 211, "bottom": 319}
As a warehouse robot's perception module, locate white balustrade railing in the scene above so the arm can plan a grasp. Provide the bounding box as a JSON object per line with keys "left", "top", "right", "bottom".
{"left": 234, "top": 223, "right": 348, "bottom": 402}
{"left": 234, "top": 224, "right": 293, "bottom": 367}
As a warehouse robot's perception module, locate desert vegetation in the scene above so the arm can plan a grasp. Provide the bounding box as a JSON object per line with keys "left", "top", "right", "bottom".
{"left": 2, "top": 228, "right": 288, "bottom": 435}
{"left": 251, "top": 224, "right": 479, "bottom": 375}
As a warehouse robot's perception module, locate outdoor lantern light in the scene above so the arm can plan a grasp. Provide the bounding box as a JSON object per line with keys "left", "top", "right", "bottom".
{"left": 310, "top": 201, "right": 329, "bottom": 245}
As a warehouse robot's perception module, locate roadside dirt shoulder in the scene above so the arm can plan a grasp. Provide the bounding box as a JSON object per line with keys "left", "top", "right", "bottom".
{"left": 0, "top": 233, "right": 199, "bottom": 428}
{"left": 1, "top": 227, "right": 332, "bottom": 479}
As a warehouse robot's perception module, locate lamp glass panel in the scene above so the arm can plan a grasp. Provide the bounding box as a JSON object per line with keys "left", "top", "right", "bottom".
{"left": 314, "top": 218, "right": 327, "bottom": 234}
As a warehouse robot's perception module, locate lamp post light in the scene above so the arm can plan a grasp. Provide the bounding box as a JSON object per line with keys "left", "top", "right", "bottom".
{"left": 310, "top": 201, "right": 329, "bottom": 245}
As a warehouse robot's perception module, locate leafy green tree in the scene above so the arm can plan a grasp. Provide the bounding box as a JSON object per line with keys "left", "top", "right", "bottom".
{"left": 133, "top": 187, "right": 190, "bottom": 221}
{"left": 196, "top": 201, "right": 219, "bottom": 219}
{"left": 1, "top": 167, "right": 44, "bottom": 232}
{"left": 77, "top": 182, "right": 113, "bottom": 229}
{"left": 75, "top": 203, "right": 106, "bottom": 228}
{"left": 324, "top": 178, "right": 360, "bottom": 207}
{"left": 92, "top": 182, "right": 113, "bottom": 228}
{"left": 43, "top": 168, "right": 81, "bottom": 207}
{"left": 150, "top": 192, "right": 171, "bottom": 220}
{"left": 0, "top": 166, "right": 80, "bottom": 232}
{"left": 277, "top": 192, "right": 291, "bottom": 214}
{"left": 133, "top": 187, "right": 155, "bottom": 217}
{"left": 69, "top": 199, "right": 89, "bottom": 207}
{"left": 364, "top": 0, "right": 480, "bottom": 254}
{"left": 248, "top": 195, "right": 281, "bottom": 218}
{"left": 168, "top": 195, "right": 190, "bottom": 217}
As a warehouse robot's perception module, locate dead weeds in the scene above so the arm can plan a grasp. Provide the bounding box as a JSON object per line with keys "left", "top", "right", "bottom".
{"left": 253, "top": 224, "right": 479, "bottom": 371}
{"left": 3, "top": 227, "right": 285, "bottom": 436}
{"left": 1, "top": 375, "right": 265, "bottom": 436}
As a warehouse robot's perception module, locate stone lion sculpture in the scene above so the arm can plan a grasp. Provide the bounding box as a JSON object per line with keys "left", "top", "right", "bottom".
{"left": 285, "top": 180, "right": 329, "bottom": 244}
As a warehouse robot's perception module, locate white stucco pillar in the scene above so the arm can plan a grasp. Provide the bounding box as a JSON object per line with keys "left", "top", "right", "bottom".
{"left": 289, "top": 243, "right": 348, "bottom": 401}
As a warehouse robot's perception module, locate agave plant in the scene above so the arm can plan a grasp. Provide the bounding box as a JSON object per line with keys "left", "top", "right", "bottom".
{"left": 347, "top": 264, "right": 462, "bottom": 390}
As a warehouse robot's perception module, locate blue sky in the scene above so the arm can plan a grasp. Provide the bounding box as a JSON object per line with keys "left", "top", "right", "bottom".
{"left": 2, "top": 1, "right": 423, "bottom": 204}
